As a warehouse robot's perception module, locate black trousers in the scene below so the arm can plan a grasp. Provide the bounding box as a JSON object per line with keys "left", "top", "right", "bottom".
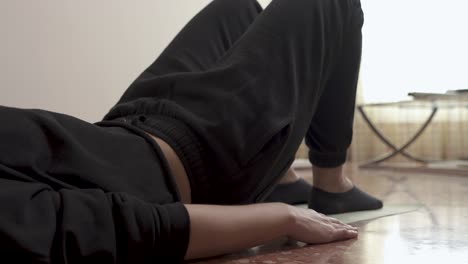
{"left": 111, "top": 0, "right": 364, "bottom": 203}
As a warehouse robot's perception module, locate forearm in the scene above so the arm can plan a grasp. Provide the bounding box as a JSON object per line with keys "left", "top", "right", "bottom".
{"left": 184, "top": 203, "right": 291, "bottom": 260}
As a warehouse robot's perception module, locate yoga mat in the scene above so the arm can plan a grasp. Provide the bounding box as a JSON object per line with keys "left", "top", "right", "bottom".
{"left": 295, "top": 204, "right": 422, "bottom": 224}
{"left": 292, "top": 159, "right": 312, "bottom": 169}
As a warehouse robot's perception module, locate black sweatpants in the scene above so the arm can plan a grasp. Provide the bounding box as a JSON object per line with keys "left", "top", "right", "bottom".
{"left": 108, "top": 0, "right": 364, "bottom": 204}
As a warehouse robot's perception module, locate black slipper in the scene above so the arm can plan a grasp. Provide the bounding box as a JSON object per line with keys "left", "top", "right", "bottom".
{"left": 308, "top": 186, "right": 383, "bottom": 214}
{"left": 264, "top": 178, "right": 312, "bottom": 205}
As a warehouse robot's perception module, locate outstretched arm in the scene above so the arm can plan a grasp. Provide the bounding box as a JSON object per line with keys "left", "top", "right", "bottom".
{"left": 184, "top": 203, "right": 358, "bottom": 260}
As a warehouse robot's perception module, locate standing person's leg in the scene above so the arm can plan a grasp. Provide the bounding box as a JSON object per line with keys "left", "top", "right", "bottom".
{"left": 116, "top": 0, "right": 263, "bottom": 104}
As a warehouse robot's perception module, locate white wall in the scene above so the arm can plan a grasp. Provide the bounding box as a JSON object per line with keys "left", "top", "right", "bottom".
{"left": 0, "top": 1, "right": 210, "bottom": 122}
{"left": 0, "top": 0, "right": 273, "bottom": 122}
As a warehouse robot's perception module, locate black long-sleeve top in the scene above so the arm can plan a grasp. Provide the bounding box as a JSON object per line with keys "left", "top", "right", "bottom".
{"left": 0, "top": 106, "right": 190, "bottom": 263}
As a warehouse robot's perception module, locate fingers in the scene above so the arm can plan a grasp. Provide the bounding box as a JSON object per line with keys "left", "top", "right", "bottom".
{"left": 332, "top": 228, "right": 359, "bottom": 241}
{"left": 327, "top": 217, "right": 358, "bottom": 241}
{"left": 316, "top": 212, "right": 342, "bottom": 224}
{"left": 327, "top": 216, "right": 344, "bottom": 225}
{"left": 321, "top": 214, "right": 358, "bottom": 231}
{"left": 326, "top": 217, "right": 346, "bottom": 226}
{"left": 320, "top": 216, "right": 359, "bottom": 242}
{"left": 289, "top": 207, "right": 359, "bottom": 244}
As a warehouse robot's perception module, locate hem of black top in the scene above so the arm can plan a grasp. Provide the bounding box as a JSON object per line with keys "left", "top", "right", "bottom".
{"left": 96, "top": 119, "right": 183, "bottom": 202}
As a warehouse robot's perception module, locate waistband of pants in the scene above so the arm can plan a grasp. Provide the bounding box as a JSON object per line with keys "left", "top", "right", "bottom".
{"left": 119, "top": 114, "right": 207, "bottom": 202}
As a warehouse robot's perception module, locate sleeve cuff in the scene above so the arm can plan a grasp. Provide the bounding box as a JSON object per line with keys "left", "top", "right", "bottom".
{"left": 157, "top": 202, "right": 191, "bottom": 263}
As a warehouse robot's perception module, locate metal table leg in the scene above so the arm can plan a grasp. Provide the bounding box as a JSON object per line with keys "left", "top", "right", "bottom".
{"left": 357, "top": 105, "right": 438, "bottom": 167}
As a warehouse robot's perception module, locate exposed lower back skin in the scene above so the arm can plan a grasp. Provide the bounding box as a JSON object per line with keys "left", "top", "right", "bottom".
{"left": 145, "top": 132, "right": 192, "bottom": 204}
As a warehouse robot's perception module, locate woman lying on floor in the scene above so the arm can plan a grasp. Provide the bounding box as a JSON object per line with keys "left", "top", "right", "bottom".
{"left": 0, "top": 0, "right": 382, "bottom": 263}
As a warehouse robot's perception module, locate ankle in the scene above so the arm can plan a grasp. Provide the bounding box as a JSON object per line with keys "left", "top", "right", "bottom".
{"left": 313, "top": 177, "right": 353, "bottom": 193}
{"left": 312, "top": 165, "right": 353, "bottom": 193}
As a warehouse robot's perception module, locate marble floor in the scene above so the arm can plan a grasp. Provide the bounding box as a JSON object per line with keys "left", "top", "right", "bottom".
{"left": 190, "top": 164, "right": 468, "bottom": 264}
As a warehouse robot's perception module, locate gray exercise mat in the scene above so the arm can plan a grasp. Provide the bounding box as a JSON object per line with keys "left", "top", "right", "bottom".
{"left": 295, "top": 204, "right": 422, "bottom": 224}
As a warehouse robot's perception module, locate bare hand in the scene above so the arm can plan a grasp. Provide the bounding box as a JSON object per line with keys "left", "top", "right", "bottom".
{"left": 286, "top": 206, "right": 358, "bottom": 244}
